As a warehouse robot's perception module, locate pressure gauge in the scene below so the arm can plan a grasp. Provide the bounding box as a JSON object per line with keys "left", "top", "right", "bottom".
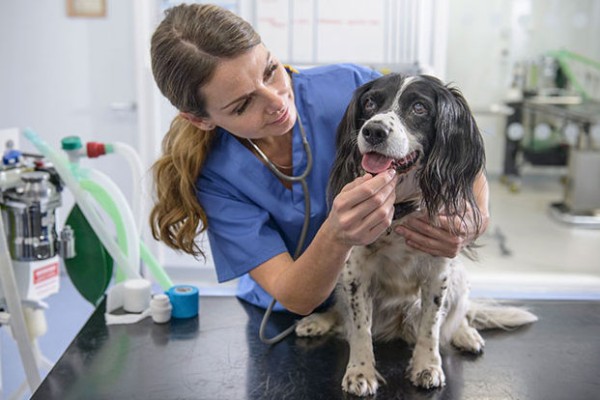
{"left": 507, "top": 122, "right": 525, "bottom": 141}
{"left": 564, "top": 123, "right": 579, "bottom": 146}
{"left": 534, "top": 123, "right": 551, "bottom": 141}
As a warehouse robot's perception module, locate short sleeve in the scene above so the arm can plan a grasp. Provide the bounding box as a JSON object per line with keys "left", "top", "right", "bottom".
{"left": 198, "top": 179, "right": 288, "bottom": 283}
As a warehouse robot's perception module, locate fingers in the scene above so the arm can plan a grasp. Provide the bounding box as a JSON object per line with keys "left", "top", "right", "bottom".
{"left": 330, "top": 170, "right": 398, "bottom": 246}
{"left": 436, "top": 215, "right": 469, "bottom": 237}
{"left": 345, "top": 185, "right": 397, "bottom": 244}
{"left": 339, "top": 169, "right": 397, "bottom": 209}
{"left": 339, "top": 172, "right": 373, "bottom": 193}
{"left": 395, "top": 216, "right": 464, "bottom": 258}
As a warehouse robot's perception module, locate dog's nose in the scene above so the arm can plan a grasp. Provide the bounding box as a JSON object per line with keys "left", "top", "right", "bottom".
{"left": 362, "top": 122, "right": 389, "bottom": 146}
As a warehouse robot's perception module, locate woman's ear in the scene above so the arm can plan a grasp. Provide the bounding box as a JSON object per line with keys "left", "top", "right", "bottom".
{"left": 179, "top": 112, "right": 216, "bottom": 131}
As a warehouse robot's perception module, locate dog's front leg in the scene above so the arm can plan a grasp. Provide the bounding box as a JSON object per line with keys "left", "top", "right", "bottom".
{"left": 408, "top": 259, "right": 450, "bottom": 389}
{"left": 340, "top": 260, "right": 382, "bottom": 396}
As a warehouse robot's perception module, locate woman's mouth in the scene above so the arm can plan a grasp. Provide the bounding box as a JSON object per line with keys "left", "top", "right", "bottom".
{"left": 270, "top": 107, "right": 289, "bottom": 125}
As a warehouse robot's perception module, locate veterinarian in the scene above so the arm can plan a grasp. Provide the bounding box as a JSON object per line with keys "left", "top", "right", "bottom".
{"left": 149, "top": 3, "right": 490, "bottom": 316}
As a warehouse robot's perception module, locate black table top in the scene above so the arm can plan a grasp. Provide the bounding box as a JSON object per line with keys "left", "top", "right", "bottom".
{"left": 32, "top": 297, "right": 600, "bottom": 400}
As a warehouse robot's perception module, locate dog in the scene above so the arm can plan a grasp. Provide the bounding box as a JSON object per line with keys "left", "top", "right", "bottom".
{"left": 295, "top": 73, "right": 537, "bottom": 397}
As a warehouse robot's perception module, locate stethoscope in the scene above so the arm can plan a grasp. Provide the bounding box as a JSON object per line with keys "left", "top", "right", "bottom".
{"left": 246, "top": 113, "right": 313, "bottom": 345}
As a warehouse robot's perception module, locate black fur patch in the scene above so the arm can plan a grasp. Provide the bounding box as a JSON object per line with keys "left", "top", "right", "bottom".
{"left": 349, "top": 280, "right": 360, "bottom": 296}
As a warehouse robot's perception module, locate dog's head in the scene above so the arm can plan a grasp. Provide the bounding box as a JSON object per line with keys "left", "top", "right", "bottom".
{"left": 329, "top": 73, "right": 486, "bottom": 232}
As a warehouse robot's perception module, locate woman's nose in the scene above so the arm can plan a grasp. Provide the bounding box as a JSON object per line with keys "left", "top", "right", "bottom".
{"left": 263, "top": 87, "right": 285, "bottom": 114}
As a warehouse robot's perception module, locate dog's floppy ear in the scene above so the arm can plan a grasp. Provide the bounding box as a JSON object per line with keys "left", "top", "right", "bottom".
{"left": 327, "top": 81, "right": 375, "bottom": 204}
{"left": 420, "top": 79, "right": 486, "bottom": 233}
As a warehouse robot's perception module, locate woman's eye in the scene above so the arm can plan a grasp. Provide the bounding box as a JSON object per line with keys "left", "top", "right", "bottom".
{"left": 235, "top": 98, "right": 252, "bottom": 115}
{"left": 265, "top": 63, "right": 278, "bottom": 82}
{"left": 413, "top": 102, "right": 427, "bottom": 115}
{"left": 364, "top": 98, "right": 377, "bottom": 113}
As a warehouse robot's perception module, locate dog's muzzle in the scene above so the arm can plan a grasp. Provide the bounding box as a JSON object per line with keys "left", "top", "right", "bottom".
{"left": 361, "top": 121, "right": 389, "bottom": 146}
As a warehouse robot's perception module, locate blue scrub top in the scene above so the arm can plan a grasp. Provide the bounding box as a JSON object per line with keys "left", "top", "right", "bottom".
{"left": 196, "top": 63, "right": 381, "bottom": 311}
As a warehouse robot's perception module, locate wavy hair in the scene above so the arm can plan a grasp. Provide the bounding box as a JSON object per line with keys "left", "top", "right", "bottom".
{"left": 149, "top": 4, "right": 261, "bottom": 257}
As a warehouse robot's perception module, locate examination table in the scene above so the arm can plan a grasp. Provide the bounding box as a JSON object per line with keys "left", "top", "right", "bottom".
{"left": 31, "top": 296, "right": 600, "bottom": 400}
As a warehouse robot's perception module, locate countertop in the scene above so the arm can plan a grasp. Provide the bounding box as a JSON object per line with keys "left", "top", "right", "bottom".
{"left": 32, "top": 296, "right": 600, "bottom": 400}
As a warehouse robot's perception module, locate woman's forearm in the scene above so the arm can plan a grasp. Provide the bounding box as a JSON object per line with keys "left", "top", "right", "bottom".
{"left": 268, "top": 218, "right": 352, "bottom": 315}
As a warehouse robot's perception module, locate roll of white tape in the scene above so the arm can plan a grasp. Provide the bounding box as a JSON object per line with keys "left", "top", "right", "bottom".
{"left": 123, "top": 279, "right": 151, "bottom": 313}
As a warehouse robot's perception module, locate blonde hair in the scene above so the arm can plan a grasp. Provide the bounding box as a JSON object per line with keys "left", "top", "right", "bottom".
{"left": 149, "top": 4, "right": 261, "bottom": 257}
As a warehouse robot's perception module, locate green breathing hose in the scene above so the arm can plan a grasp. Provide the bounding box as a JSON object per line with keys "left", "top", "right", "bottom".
{"left": 80, "top": 180, "right": 173, "bottom": 290}
{"left": 80, "top": 180, "right": 128, "bottom": 284}
{"left": 140, "top": 241, "right": 173, "bottom": 291}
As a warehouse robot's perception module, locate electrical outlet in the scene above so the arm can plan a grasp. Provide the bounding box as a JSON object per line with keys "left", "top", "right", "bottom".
{"left": 0, "top": 127, "right": 21, "bottom": 152}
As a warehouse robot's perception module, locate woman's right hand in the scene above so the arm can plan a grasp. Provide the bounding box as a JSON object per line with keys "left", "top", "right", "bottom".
{"left": 327, "top": 169, "right": 398, "bottom": 246}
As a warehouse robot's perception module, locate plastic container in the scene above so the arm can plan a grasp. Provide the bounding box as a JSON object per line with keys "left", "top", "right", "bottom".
{"left": 150, "top": 294, "right": 172, "bottom": 324}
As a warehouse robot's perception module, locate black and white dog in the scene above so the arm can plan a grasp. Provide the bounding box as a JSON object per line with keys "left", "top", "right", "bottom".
{"left": 296, "top": 74, "right": 537, "bottom": 396}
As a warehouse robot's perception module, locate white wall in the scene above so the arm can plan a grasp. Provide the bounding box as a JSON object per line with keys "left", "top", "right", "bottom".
{"left": 0, "top": 2, "right": 93, "bottom": 146}
{"left": 248, "top": 0, "right": 447, "bottom": 73}
{"left": 0, "top": 0, "right": 138, "bottom": 212}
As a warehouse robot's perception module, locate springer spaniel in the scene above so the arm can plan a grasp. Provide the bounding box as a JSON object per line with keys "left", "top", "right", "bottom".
{"left": 295, "top": 74, "right": 537, "bottom": 396}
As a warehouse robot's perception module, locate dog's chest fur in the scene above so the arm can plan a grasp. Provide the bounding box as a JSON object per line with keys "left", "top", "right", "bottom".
{"left": 356, "top": 225, "right": 423, "bottom": 294}
{"left": 342, "top": 212, "right": 451, "bottom": 343}
{"left": 338, "top": 166, "right": 451, "bottom": 341}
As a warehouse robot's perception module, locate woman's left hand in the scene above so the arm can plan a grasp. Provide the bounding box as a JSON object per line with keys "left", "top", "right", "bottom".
{"left": 394, "top": 211, "right": 488, "bottom": 258}
{"left": 396, "top": 172, "right": 490, "bottom": 258}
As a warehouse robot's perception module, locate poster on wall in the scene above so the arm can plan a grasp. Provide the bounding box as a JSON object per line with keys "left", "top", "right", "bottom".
{"left": 66, "top": 0, "right": 107, "bottom": 18}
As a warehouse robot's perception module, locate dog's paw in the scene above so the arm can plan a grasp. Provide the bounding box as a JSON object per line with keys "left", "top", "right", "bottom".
{"left": 407, "top": 364, "right": 446, "bottom": 389}
{"left": 295, "top": 313, "right": 333, "bottom": 337}
{"left": 407, "top": 355, "right": 445, "bottom": 389}
{"left": 342, "top": 364, "right": 382, "bottom": 397}
{"left": 452, "top": 324, "right": 485, "bottom": 354}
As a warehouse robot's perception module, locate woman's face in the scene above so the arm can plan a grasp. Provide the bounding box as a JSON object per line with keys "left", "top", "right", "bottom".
{"left": 192, "top": 44, "right": 297, "bottom": 140}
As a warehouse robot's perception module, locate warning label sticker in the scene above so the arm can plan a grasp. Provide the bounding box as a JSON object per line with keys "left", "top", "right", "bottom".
{"left": 31, "top": 260, "right": 60, "bottom": 299}
{"left": 34, "top": 262, "right": 59, "bottom": 284}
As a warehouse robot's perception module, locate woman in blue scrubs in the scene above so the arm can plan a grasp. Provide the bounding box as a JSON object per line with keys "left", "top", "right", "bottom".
{"left": 149, "top": 4, "right": 489, "bottom": 315}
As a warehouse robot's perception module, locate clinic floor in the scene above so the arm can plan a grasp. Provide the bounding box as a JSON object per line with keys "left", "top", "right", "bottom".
{"left": 2, "top": 172, "right": 600, "bottom": 399}
{"left": 467, "top": 171, "right": 600, "bottom": 299}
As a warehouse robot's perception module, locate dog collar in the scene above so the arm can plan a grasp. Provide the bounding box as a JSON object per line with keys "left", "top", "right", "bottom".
{"left": 393, "top": 201, "right": 418, "bottom": 221}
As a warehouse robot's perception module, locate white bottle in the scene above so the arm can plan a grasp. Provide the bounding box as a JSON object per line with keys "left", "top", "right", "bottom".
{"left": 150, "top": 294, "right": 172, "bottom": 324}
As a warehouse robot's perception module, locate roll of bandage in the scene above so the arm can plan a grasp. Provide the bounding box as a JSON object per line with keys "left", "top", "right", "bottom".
{"left": 166, "top": 285, "right": 199, "bottom": 319}
{"left": 123, "top": 279, "right": 152, "bottom": 313}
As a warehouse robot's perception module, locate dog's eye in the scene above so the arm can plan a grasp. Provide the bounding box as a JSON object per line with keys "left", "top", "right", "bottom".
{"left": 413, "top": 102, "right": 427, "bottom": 115}
{"left": 364, "top": 98, "right": 377, "bottom": 114}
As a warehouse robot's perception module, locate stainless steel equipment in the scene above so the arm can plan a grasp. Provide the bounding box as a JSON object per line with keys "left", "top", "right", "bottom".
{"left": 0, "top": 165, "right": 74, "bottom": 301}
{"left": 1, "top": 138, "right": 79, "bottom": 397}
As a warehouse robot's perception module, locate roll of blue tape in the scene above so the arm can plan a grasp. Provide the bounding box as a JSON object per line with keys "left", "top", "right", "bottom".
{"left": 166, "top": 285, "right": 199, "bottom": 319}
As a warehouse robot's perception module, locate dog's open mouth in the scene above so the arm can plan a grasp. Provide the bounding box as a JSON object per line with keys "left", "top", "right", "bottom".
{"left": 361, "top": 150, "right": 420, "bottom": 175}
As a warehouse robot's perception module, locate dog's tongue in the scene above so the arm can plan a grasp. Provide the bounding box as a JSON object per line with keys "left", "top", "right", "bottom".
{"left": 361, "top": 152, "right": 394, "bottom": 174}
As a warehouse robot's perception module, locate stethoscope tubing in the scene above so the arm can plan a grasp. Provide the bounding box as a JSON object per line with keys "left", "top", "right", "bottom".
{"left": 251, "top": 114, "right": 313, "bottom": 345}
